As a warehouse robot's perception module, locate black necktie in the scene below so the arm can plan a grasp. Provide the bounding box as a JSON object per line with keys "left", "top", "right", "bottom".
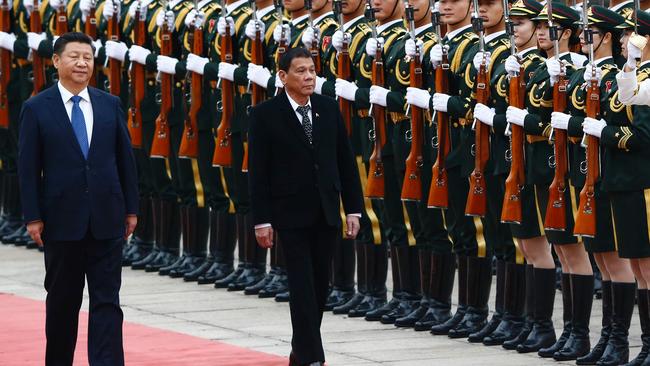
{"left": 296, "top": 105, "right": 312, "bottom": 144}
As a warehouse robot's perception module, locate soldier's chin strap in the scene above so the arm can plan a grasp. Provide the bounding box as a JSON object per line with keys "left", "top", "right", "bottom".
{"left": 591, "top": 28, "right": 607, "bottom": 56}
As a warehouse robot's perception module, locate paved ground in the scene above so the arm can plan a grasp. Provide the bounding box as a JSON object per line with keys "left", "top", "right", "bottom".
{"left": 0, "top": 244, "right": 643, "bottom": 365}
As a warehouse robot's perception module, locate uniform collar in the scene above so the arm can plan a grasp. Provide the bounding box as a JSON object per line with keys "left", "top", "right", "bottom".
{"left": 594, "top": 56, "right": 613, "bottom": 66}
{"left": 415, "top": 23, "right": 432, "bottom": 37}
{"left": 376, "top": 18, "right": 402, "bottom": 35}
{"left": 518, "top": 46, "right": 537, "bottom": 58}
{"left": 445, "top": 24, "right": 472, "bottom": 41}
{"left": 484, "top": 30, "right": 505, "bottom": 44}
{"left": 313, "top": 11, "right": 333, "bottom": 25}
{"left": 343, "top": 15, "right": 365, "bottom": 32}
{"left": 226, "top": 0, "right": 248, "bottom": 14}
{"left": 58, "top": 82, "right": 90, "bottom": 104}
{"left": 197, "top": 0, "right": 211, "bottom": 9}
{"left": 257, "top": 5, "right": 275, "bottom": 18}
{"left": 291, "top": 14, "right": 310, "bottom": 26}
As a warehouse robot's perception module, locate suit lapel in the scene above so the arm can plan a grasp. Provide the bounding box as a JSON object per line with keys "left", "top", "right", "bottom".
{"left": 87, "top": 87, "right": 102, "bottom": 159}
{"left": 310, "top": 95, "right": 322, "bottom": 149}
{"left": 280, "top": 92, "right": 312, "bottom": 149}
{"left": 46, "top": 85, "right": 85, "bottom": 159}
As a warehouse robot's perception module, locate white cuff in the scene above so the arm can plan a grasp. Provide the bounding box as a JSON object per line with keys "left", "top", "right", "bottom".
{"left": 254, "top": 223, "right": 272, "bottom": 229}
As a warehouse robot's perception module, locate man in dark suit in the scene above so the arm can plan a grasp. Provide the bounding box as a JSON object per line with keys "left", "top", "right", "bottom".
{"left": 248, "top": 47, "right": 363, "bottom": 366}
{"left": 18, "top": 32, "right": 138, "bottom": 366}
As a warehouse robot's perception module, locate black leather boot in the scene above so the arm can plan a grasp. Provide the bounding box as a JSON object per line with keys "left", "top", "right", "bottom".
{"left": 431, "top": 255, "right": 467, "bottom": 335}
{"left": 259, "top": 268, "right": 289, "bottom": 298}
{"left": 334, "top": 241, "right": 366, "bottom": 315}
{"left": 484, "top": 262, "right": 525, "bottom": 346}
{"left": 123, "top": 197, "right": 155, "bottom": 266}
{"left": 554, "top": 274, "right": 594, "bottom": 361}
{"left": 215, "top": 213, "right": 247, "bottom": 288}
{"left": 503, "top": 264, "right": 534, "bottom": 350}
{"left": 145, "top": 200, "right": 180, "bottom": 272}
{"left": 597, "top": 282, "right": 635, "bottom": 366}
{"left": 196, "top": 211, "right": 236, "bottom": 284}
{"left": 365, "top": 246, "right": 400, "bottom": 321}
{"left": 169, "top": 207, "right": 209, "bottom": 278}
{"left": 326, "top": 238, "right": 357, "bottom": 310}
{"left": 228, "top": 214, "right": 266, "bottom": 291}
{"left": 132, "top": 198, "right": 163, "bottom": 270}
{"left": 275, "top": 291, "right": 290, "bottom": 302}
{"left": 516, "top": 267, "right": 556, "bottom": 353}
{"left": 381, "top": 246, "right": 420, "bottom": 325}
{"left": 448, "top": 256, "right": 490, "bottom": 339}
{"left": 577, "top": 280, "right": 612, "bottom": 365}
{"left": 625, "top": 289, "right": 650, "bottom": 366}
{"left": 396, "top": 248, "right": 432, "bottom": 328}
{"left": 0, "top": 173, "right": 23, "bottom": 243}
{"left": 347, "top": 242, "right": 370, "bottom": 317}
{"left": 350, "top": 242, "right": 388, "bottom": 317}
{"left": 159, "top": 206, "right": 190, "bottom": 276}
{"left": 538, "top": 272, "right": 572, "bottom": 357}
{"left": 414, "top": 251, "right": 455, "bottom": 331}
{"left": 469, "top": 259, "right": 505, "bottom": 343}
{"left": 246, "top": 238, "right": 278, "bottom": 295}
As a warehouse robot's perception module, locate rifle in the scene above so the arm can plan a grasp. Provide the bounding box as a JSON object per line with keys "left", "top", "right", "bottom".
{"left": 0, "top": 0, "right": 10, "bottom": 129}
{"left": 305, "top": 0, "right": 321, "bottom": 74}
{"left": 333, "top": 0, "right": 352, "bottom": 135}
{"left": 544, "top": 0, "right": 569, "bottom": 231}
{"left": 274, "top": 0, "right": 286, "bottom": 95}
{"left": 574, "top": 1, "right": 598, "bottom": 237}
{"left": 30, "top": 0, "right": 46, "bottom": 96}
{"left": 151, "top": 1, "right": 173, "bottom": 158}
{"left": 213, "top": 0, "right": 234, "bottom": 167}
{"left": 56, "top": 1, "right": 68, "bottom": 34}
{"left": 128, "top": 0, "right": 145, "bottom": 148}
{"left": 85, "top": 0, "right": 98, "bottom": 87}
{"left": 364, "top": 0, "right": 386, "bottom": 199}
{"left": 401, "top": 0, "right": 424, "bottom": 202}
{"left": 427, "top": 1, "right": 451, "bottom": 208}
{"left": 106, "top": 0, "right": 121, "bottom": 96}
{"left": 501, "top": 0, "right": 526, "bottom": 223}
{"left": 242, "top": 0, "right": 266, "bottom": 172}
{"left": 179, "top": 1, "right": 202, "bottom": 159}
{"left": 464, "top": 0, "right": 490, "bottom": 216}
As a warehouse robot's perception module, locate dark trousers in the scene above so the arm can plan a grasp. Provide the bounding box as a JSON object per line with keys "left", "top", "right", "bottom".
{"left": 43, "top": 233, "right": 125, "bottom": 366}
{"left": 278, "top": 221, "right": 338, "bottom": 365}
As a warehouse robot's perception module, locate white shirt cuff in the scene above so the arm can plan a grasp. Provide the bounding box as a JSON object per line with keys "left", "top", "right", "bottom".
{"left": 347, "top": 213, "right": 361, "bottom": 218}
{"left": 254, "top": 223, "right": 272, "bottom": 229}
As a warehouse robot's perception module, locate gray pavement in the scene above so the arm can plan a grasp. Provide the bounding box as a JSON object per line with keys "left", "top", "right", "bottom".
{"left": 0, "top": 244, "right": 643, "bottom": 365}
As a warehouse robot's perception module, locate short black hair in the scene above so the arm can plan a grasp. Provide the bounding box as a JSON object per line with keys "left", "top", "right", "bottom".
{"left": 278, "top": 47, "right": 313, "bottom": 72}
{"left": 53, "top": 32, "right": 94, "bottom": 55}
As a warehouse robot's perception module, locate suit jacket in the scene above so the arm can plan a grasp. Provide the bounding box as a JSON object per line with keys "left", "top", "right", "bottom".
{"left": 18, "top": 84, "right": 138, "bottom": 241}
{"left": 248, "top": 92, "right": 363, "bottom": 230}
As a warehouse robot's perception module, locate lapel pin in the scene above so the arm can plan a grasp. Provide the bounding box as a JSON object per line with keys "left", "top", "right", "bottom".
{"left": 315, "top": 112, "right": 320, "bottom": 118}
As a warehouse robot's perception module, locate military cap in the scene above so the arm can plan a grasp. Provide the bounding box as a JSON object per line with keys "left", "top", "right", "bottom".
{"left": 617, "top": 8, "right": 650, "bottom": 36}
{"left": 577, "top": 5, "right": 626, "bottom": 32}
{"left": 510, "top": 0, "right": 544, "bottom": 18}
{"left": 533, "top": 2, "right": 581, "bottom": 28}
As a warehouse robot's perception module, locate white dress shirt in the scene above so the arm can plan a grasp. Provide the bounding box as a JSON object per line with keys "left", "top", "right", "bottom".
{"left": 58, "top": 82, "right": 94, "bottom": 145}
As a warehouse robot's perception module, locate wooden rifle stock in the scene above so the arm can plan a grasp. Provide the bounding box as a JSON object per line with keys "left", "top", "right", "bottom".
{"left": 427, "top": 54, "right": 450, "bottom": 208}
{"left": 574, "top": 77, "right": 599, "bottom": 237}
{"left": 243, "top": 27, "right": 266, "bottom": 172}
{"left": 310, "top": 35, "right": 321, "bottom": 74}
{"left": 85, "top": 2, "right": 97, "bottom": 87}
{"left": 107, "top": 2, "right": 121, "bottom": 96}
{"left": 56, "top": 4, "right": 68, "bottom": 34}
{"left": 365, "top": 46, "right": 386, "bottom": 199}
{"left": 212, "top": 16, "right": 234, "bottom": 167}
{"left": 501, "top": 66, "right": 526, "bottom": 223}
{"left": 128, "top": 6, "right": 145, "bottom": 148}
{"left": 401, "top": 52, "right": 424, "bottom": 201}
{"left": 337, "top": 36, "right": 352, "bottom": 135}
{"left": 179, "top": 22, "right": 203, "bottom": 159}
{"left": 30, "top": 0, "right": 45, "bottom": 96}
{"left": 465, "top": 61, "right": 490, "bottom": 216}
{"left": 151, "top": 20, "right": 173, "bottom": 159}
{"left": 544, "top": 76, "right": 568, "bottom": 231}
{"left": 0, "top": 0, "right": 11, "bottom": 129}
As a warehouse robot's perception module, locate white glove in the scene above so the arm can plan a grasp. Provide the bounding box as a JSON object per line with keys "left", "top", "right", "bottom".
{"left": 0, "top": 32, "right": 16, "bottom": 52}
{"left": 432, "top": 93, "right": 450, "bottom": 112}
{"left": 52, "top": 35, "right": 59, "bottom": 48}
{"left": 335, "top": 78, "right": 358, "bottom": 101}
{"left": 105, "top": 40, "right": 128, "bottom": 62}
{"left": 184, "top": 9, "right": 205, "bottom": 28}
{"left": 472, "top": 51, "right": 491, "bottom": 71}
{"left": 273, "top": 23, "right": 290, "bottom": 43}
{"left": 156, "top": 55, "right": 178, "bottom": 75}
{"left": 315, "top": 76, "right": 326, "bottom": 94}
{"left": 365, "top": 37, "right": 384, "bottom": 57}
{"left": 23, "top": 0, "right": 39, "bottom": 16}
{"left": 247, "top": 63, "right": 272, "bottom": 88}
{"left": 128, "top": 1, "right": 147, "bottom": 19}
{"left": 245, "top": 19, "right": 265, "bottom": 40}
{"left": 92, "top": 39, "right": 102, "bottom": 57}
{"left": 505, "top": 55, "right": 521, "bottom": 76}
{"left": 583, "top": 117, "right": 606, "bottom": 138}
{"left": 217, "top": 16, "right": 235, "bottom": 36}
{"left": 186, "top": 53, "right": 209, "bottom": 75}
{"left": 473, "top": 103, "right": 495, "bottom": 126}
{"left": 405, "top": 39, "right": 424, "bottom": 61}
{"left": 369, "top": 85, "right": 389, "bottom": 107}
{"left": 430, "top": 44, "right": 445, "bottom": 67}
{"left": 102, "top": 0, "right": 120, "bottom": 21}
{"left": 128, "top": 45, "right": 151, "bottom": 65}
{"left": 546, "top": 58, "right": 564, "bottom": 86}
{"left": 332, "top": 31, "right": 349, "bottom": 53}
{"left": 627, "top": 37, "right": 643, "bottom": 69}
{"left": 274, "top": 74, "right": 283, "bottom": 89}
{"left": 27, "top": 32, "right": 46, "bottom": 51}
{"left": 583, "top": 63, "right": 602, "bottom": 83}
{"left": 218, "top": 62, "right": 237, "bottom": 81}
{"left": 550, "top": 111, "right": 570, "bottom": 130}
{"left": 302, "top": 26, "right": 317, "bottom": 49}
{"left": 49, "top": 0, "right": 63, "bottom": 9}
{"left": 406, "top": 87, "right": 431, "bottom": 109}
{"left": 79, "top": 0, "right": 92, "bottom": 21}
{"left": 506, "top": 106, "right": 528, "bottom": 127}
{"left": 156, "top": 10, "right": 175, "bottom": 29}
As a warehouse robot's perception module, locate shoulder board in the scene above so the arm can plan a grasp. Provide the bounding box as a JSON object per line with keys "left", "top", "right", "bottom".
{"left": 461, "top": 32, "right": 477, "bottom": 41}
{"left": 355, "top": 22, "right": 371, "bottom": 35}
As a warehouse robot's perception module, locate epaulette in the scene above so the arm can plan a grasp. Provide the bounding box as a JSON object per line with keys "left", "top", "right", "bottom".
{"left": 638, "top": 68, "right": 650, "bottom": 82}
{"left": 460, "top": 32, "right": 477, "bottom": 41}
{"left": 356, "top": 22, "right": 372, "bottom": 35}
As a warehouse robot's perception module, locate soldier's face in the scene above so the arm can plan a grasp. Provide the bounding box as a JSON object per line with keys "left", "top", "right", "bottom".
{"left": 579, "top": 26, "right": 608, "bottom": 55}
{"left": 438, "top": 0, "right": 471, "bottom": 25}
{"left": 410, "top": 0, "right": 431, "bottom": 21}
{"left": 512, "top": 16, "right": 536, "bottom": 48}
{"left": 52, "top": 42, "right": 94, "bottom": 88}
{"left": 279, "top": 56, "right": 316, "bottom": 97}
{"left": 342, "top": 0, "right": 363, "bottom": 14}
{"left": 312, "top": 0, "right": 329, "bottom": 9}
{"left": 477, "top": 0, "right": 502, "bottom": 28}
{"left": 284, "top": 0, "right": 305, "bottom": 12}
{"left": 535, "top": 22, "right": 552, "bottom": 50}
{"left": 372, "top": 0, "right": 402, "bottom": 21}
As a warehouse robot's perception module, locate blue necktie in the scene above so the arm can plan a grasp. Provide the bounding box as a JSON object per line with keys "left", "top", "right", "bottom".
{"left": 70, "top": 95, "right": 89, "bottom": 159}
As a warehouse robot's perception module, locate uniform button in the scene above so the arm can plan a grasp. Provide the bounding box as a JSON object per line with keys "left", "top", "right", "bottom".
{"left": 176, "top": 82, "right": 181, "bottom": 87}
{"left": 148, "top": 80, "right": 154, "bottom": 86}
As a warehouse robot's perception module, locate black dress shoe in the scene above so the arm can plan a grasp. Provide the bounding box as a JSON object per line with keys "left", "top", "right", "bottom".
{"left": 124, "top": 242, "right": 153, "bottom": 267}
{"left": 332, "top": 293, "right": 364, "bottom": 315}
{"left": 169, "top": 256, "right": 204, "bottom": 278}
{"left": 538, "top": 327, "right": 571, "bottom": 357}
{"left": 244, "top": 271, "right": 274, "bottom": 295}
{"left": 183, "top": 259, "right": 214, "bottom": 282}
{"left": 131, "top": 248, "right": 160, "bottom": 270}
{"left": 197, "top": 262, "right": 233, "bottom": 284}
{"left": 381, "top": 299, "right": 419, "bottom": 325}
{"left": 502, "top": 319, "right": 532, "bottom": 350}
{"left": 159, "top": 255, "right": 185, "bottom": 276}
{"left": 365, "top": 297, "right": 400, "bottom": 321}
{"left": 325, "top": 289, "right": 355, "bottom": 311}
{"left": 413, "top": 299, "right": 452, "bottom": 331}
{"left": 553, "top": 334, "right": 591, "bottom": 361}
{"left": 431, "top": 305, "right": 467, "bottom": 335}
{"left": 516, "top": 321, "right": 557, "bottom": 353}
{"left": 259, "top": 272, "right": 289, "bottom": 298}
{"left": 5, "top": 226, "right": 26, "bottom": 245}
{"left": 144, "top": 251, "right": 177, "bottom": 272}
{"left": 25, "top": 238, "right": 39, "bottom": 250}
{"left": 468, "top": 312, "right": 502, "bottom": 343}
{"left": 395, "top": 303, "right": 429, "bottom": 328}
{"left": 275, "top": 291, "right": 290, "bottom": 302}
{"left": 214, "top": 265, "right": 244, "bottom": 288}
{"left": 348, "top": 296, "right": 387, "bottom": 318}
{"left": 228, "top": 267, "right": 265, "bottom": 291}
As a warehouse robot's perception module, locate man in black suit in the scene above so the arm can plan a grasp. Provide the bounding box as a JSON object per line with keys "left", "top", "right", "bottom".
{"left": 248, "top": 47, "right": 363, "bottom": 366}
{"left": 18, "top": 32, "right": 138, "bottom": 366}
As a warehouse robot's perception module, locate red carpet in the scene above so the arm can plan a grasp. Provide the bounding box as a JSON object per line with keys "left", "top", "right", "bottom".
{"left": 0, "top": 293, "right": 287, "bottom": 366}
